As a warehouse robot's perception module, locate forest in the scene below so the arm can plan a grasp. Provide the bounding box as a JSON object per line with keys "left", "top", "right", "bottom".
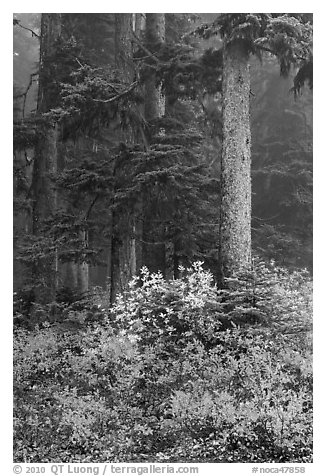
{"left": 13, "top": 13, "right": 313, "bottom": 464}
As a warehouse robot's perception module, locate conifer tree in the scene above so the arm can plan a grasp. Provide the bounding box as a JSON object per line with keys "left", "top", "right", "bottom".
{"left": 144, "top": 14, "right": 165, "bottom": 120}
{"left": 199, "top": 14, "right": 312, "bottom": 280}
{"left": 219, "top": 35, "right": 251, "bottom": 278}
{"left": 110, "top": 13, "right": 136, "bottom": 301}
{"left": 142, "top": 13, "right": 167, "bottom": 275}
{"left": 31, "top": 13, "right": 62, "bottom": 302}
{"left": 13, "top": 13, "right": 312, "bottom": 314}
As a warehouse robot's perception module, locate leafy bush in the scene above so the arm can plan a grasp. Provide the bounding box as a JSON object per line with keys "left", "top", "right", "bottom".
{"left": 13, "top": 262, "right": 312, "bottom": 463}
{"left": 159, "top": 333, "right": 312, "bottom": 462}
{"left": 110, "top": 261, "right": 312, "bottom": 349}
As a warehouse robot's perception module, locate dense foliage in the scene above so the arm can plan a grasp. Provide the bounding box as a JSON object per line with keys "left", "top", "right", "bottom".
{"left": 13, "top": 13, "right": 312, "bottom": 304}
{"left": 14, "top": 263, "right": 312, "bottom": 463}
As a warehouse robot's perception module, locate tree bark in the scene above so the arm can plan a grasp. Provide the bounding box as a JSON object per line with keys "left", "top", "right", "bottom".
{"left": 143, "top": 14, "right": 168, "bottom": 276}
{"left": 133, "top": 13, "right": 145, "bottom": 38}
{"left": 32, "top": 14, "right": 62, "bottom": 302}
{"left": 219, "top": 40, "right": 252, "bottom": 279}
{"left": 144, "top": 14, "right": 165, "bottom": 120}
{"left": 110, "top": 13, "right": 136, "bottom": 302}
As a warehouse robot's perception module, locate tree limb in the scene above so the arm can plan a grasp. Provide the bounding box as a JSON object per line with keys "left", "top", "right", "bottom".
{"left": 93, "top": 81, "right": 139, "bottom": 104}
{"left": 14, "top": 72, "right": 39, "bottom": 119}
{"left": 84, "top": 194, "right": 100, "bottom": 220}
{"left": 254, "top": 42, "right": 307, "bottom": 62}
{"left": 13, "top": 19, "right": 40, "bottom": 39}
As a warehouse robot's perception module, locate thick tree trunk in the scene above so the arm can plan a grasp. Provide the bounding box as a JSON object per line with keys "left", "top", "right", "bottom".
{"left": 133, "top": 14, "right": 145, "bottom": 279}
{"left": 73, "top": 141, "right": 89, "bottom": 295}
{"left": 62, "top": 223, "right": 89, "bottom": 295}
{"left": 32, "top": 126, "right": 58, "bottom": 235}
{"left": 133, "top": 13, "right": 145, "bottom": 38}
{"left": 32, "top": 14, "right": 62, "bottom": 303}
{"left": 110, "top": 13, "right": 136, "bottom": 302}
{"left": 143, "top": 14, "right": 168, "bottom": 276}
{"left": 63, "top": 260, "right": 88, "bottom": 295}
{"left": 219, "top": 40, "right": 252, "bottom": 279}
{"left": 144, "top": 14, "right": 165, "bottom": 120}
{"left": 36, "top": 14, "right": 62, "bottom": 113}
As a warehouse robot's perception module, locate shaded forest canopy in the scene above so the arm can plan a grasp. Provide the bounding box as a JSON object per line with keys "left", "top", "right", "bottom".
{"left": 13, "top": 12, "right": 312, "bottom": 307}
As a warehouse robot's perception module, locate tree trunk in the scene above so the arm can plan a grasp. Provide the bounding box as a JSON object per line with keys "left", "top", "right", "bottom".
{"left": 133, "top": 13, "right": 145, "bottom": 38}
{"left": 77, "top": 229, "right": 89, "bottom": 294}
{"left": 143, "top": 14, "right": 168, "bottom": 276}
{"left": 144, "top": 14, "right": 165, "bottom": 120}
{"left": 32, "top": 14, "right": 62, "bottom": 303}
{"left": 219, "top": 40, "right": 252, "bottom": 279}
{"left": 110, "top": 13, "right": 136, "bottom": 302}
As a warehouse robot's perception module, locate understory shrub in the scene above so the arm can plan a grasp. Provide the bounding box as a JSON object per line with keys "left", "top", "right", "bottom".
{"left": 110, "top": 261, "right": 312, "bottom": 350}
{"left": 14, "top": 285, "right": 110, "bottom": 329}
{"left": 13, "top": 262, "right": 312, "bottom": 463}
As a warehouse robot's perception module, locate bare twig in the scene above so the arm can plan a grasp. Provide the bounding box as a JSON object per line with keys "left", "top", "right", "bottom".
{"left": 252, "top": 214, "right": 281, "bottom": 222}
{"left": 13, "top": 19, "right": 40, "bottom": 39}
{"left": 74, "top": 57, "right": 84, "bottom": 68}
{"left": 14, "top": 72, "right": 39, "bottom": 119}
{"left": 84, "top": 194, "right": 100, "bottom": 220}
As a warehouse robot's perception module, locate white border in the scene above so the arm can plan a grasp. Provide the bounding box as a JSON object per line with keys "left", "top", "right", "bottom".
{"left": 4, "top": 4, "right": 324, "bottom": 474}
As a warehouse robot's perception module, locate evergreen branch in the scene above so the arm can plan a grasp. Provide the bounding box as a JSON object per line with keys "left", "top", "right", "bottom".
{"left": 252, "top": 214, "right": 281, "bottom": 222}
{"left": 93, "top": 81, "right": 139, "bottom": 103}
{"left": 133, "top": 54, "right": 155, "bottom": 62}
{"left": 141, "top": 239, "right": 167, "bottom": 246}
{"left": 254, "top": 42, "right": 307, "bottom": 62}
{"left": 84, "top": 194, "right": 100, "bottom": 220}
{"left": 13, "top": 18, "right": 40, "bottom": 39}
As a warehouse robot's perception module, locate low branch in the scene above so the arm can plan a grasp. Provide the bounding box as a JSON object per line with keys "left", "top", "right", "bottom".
{"left": 93, "top": 81, "right": 139, "bottom": 104}
{"left": 254, "top": 42, "right": 307, "bottom": 62}
{"left": 252, "top": 214, "right": 281, "bottom": 222}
